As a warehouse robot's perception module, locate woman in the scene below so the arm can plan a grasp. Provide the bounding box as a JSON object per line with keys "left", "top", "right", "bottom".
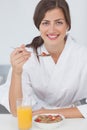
{"left": 9, "top": 0, "right": 87, "bottom": 118}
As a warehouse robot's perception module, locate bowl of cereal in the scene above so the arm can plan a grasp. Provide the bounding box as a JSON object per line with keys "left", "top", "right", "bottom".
{"left": 33, "top": 113, "right": 65, "bottom": 129}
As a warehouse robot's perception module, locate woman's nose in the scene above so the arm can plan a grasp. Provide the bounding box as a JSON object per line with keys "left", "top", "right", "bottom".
{"left": 48, "top": 24, "right": 56, "bottom": 33}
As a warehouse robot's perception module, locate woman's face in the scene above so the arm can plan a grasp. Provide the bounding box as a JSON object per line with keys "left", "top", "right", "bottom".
{"left": 39, "top": 8, "right": 69, "bottom": 47}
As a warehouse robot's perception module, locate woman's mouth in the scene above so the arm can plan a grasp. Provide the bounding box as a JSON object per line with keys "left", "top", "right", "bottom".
{"left": 47, "top": 34, "right": 59, "bottom": 40}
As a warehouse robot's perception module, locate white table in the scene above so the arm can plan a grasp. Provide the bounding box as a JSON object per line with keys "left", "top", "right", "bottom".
{"left": 0, "top": 114, "right": 87, "bottom": 130}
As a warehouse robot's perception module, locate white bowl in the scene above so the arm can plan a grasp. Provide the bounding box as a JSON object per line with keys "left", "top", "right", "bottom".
{"left": 33, "top": 113, "right": 65, "bottom": 129}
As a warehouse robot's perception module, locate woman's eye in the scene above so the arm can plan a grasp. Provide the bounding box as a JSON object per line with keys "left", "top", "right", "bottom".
{"left": 42, "top": 22, "right": 49, "bottom": 26}
{"left": 56, "top": 21, "right": 63, "bottom": 25}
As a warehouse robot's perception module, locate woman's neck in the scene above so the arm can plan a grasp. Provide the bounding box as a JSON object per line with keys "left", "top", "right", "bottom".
{"left": 45, "top": 41, "right": 65, "bottom": 63}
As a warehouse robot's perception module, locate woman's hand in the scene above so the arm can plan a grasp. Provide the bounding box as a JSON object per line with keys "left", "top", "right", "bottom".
{"left": 10, "top": 44, "right": 30, "bottom": 75}
{"left": 33, "top": 108, "right": 53, "bottom": 116}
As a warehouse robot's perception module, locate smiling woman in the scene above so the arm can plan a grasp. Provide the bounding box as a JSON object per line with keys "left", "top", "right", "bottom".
{"left": 1, "top": 0, "right": 87, "bottom": 119}
{"left": 39, "top": 8, "right": 69, "bottom": 63}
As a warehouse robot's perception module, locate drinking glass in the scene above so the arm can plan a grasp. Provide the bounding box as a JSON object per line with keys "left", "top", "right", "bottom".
{"left": 16, "top": 97, "right": 32, "bottom": 130}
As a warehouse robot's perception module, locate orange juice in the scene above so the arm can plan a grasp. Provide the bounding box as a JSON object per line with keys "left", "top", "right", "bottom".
{"left": 17, "top": 106, "right": 32, "bottom": 130}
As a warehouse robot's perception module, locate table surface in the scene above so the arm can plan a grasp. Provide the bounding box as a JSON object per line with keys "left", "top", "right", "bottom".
{"left": 0, "top": 114, "right": 87, "bottom": 130}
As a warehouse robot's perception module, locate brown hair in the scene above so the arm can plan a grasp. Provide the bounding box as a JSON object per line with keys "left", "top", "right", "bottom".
{"left": 26, "top": 0, "right": 71, "bottom": 54}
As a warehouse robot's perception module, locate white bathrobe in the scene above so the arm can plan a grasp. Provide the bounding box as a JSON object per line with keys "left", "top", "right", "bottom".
{"left": 1, "top": 34, "right": 87, "bottom": 117}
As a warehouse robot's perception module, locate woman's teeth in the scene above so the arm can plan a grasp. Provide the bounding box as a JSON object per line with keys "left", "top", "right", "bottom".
{"left": 47, "top": 34, "right": 58, "bottom": 40}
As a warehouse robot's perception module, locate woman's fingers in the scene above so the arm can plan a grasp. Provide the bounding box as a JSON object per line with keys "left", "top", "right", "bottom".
{"left": 10, "top": 46, "right": 31, "bottom": 74}
{"left": 12, "top": 50, "right": 30, "bottom": 63}
{"left": 12, "top": 46, "right": 26, "bottom": 55}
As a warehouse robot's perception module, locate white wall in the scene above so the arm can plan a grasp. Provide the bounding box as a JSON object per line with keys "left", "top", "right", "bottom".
{"left": 0, "top": 0, "right": 87, "bottom": 64}
{"left": 67, "top": 0, "right": 87, "bottom": 46}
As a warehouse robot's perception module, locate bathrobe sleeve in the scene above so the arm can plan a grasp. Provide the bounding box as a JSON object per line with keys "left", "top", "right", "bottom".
{"left": 21, "top": 69, "right": 49, "bottom": 110}
{"left": 22, "top": 58, "right": 49, "bottom": 110}
{"left": 21, "top": 69, "right": 38, "bottom": 108}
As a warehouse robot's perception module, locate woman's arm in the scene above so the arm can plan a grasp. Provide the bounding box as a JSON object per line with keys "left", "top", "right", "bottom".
{"left": 33, "top": 107, "right": 83, "bottom": 118}
{"left": 9, "top": 45, "right": 30, "bottom": 116}
{"left": 9, "top": 71, "right": 22, "bottom": 116}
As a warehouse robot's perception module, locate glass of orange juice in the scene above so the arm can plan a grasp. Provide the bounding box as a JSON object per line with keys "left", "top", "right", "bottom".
{"left": 16, "top": 97, "right": 32, "bottom": 130}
